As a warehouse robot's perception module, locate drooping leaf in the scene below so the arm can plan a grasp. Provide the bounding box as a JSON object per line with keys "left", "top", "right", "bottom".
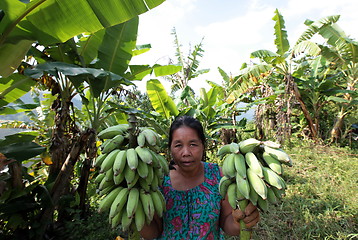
{"left": 0, "top": 73, "right": 35, "bottom": 108}
{"left": 96, "top": 17, "right": 139, "bottom": 75}
{"left": 0, "top": 0, "right": 166, "bottom": 77}
{"left": 296, "top": 15, "right": 341, "bottom": 45}
{"left": 146, "top": 79, "right": 178, "bottom": 119}
{"left": 293, "top": 40, "right": 321, "bottom": 57}
{"left": 153, "top": 64, "right": 182, "bottom": 77}
{"left": 0, "top": 142, "right": 45, "bottom": 162}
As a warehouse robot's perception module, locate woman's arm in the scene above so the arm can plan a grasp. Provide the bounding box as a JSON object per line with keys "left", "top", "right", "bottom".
{"left": 140, "top": 214, "right": 163, "bottom": 240}
{"left": 219, "top": 194, "right": 260, "bottom": 236}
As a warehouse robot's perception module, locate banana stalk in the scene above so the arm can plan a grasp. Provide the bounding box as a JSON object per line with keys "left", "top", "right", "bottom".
{"left": 237, "top": 200, "right": 252, "bottom": 240}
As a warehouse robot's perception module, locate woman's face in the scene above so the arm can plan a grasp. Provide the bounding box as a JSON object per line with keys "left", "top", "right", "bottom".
{"left": 170, "top": 126, "right": 204, "bottom": 171}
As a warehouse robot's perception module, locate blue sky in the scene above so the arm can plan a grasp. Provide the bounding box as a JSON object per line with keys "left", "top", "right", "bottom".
{"left": 133, "top": 0, "right": 358, "bottom": 93}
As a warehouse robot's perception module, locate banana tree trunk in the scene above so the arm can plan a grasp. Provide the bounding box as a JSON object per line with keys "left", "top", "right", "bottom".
{"left": 77, "top": 131, "right": 97, "bottom": 216}
{"left": 330, "top": 108, "right": 348, "bottom": 143}
{"left": 37, "top": 129, "right": 94, "bottom": 239}
{"left": 291, "top": 76, "right": 318, "bottom": 139}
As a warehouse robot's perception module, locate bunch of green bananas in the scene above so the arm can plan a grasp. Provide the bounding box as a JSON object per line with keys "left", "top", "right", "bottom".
{"left": 94, "top": 124, "right": 169, "bottom": 234}
{"left": 218, "top": 138, "right": 292, "bottom": 213}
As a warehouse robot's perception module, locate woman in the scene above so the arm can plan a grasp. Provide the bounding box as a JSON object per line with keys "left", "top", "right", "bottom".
{"left": 141, "top": 115, "right": 260, "bottom": 239}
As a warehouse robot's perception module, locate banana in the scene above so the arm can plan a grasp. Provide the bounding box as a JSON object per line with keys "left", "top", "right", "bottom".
{"left": 98, "top": 186, "right": 123, "bottom": 213}
{"left": 150, "top": 150, "right": 161, "bottom": 169}
{"left": 257, "top": 196, "right": 268, "bottom": 212}
{"left": 101, "top": 135, "right": 124, "bottom": 154}
{"left": 94, "top": 173, "right": 105, "bottom": 184}
{"left": 150, "top": 190, "right": 165, "bottom": 217}
{"left": 121, "top": 209, "right": 132, "bottom": 232}
{"left": 94, "top": 153, "right": 108, "bottom": 168}
{"left": 127, "top": 174, "right": 140, "bottom": 189}
{"left": 236, "top": 183, "right": 246, "bottom": 201}
{"left": 217, "top": 144, "right": 232, "bottom": 157}
{"left": 126, "top": 148, "right": 139, "bottom": 170}
{"left": 219, "top": 176, "right": 233, "bottom": 198}
{"left": 98, "top": 175, "right": 114, "bottom": 191}
{"left": 142, "top": 128, "right": 158, "bottom": 146}
{"left": 236, "top": 173, "right": 250, "bottom": 200}
{"left": 150, "top": 174, "right": 159, "bottom": 191}
{"left": 262, "top": 167, "right": 285, "bottom": 190}
{"left": 100, "top": 149, "right": 120, "bottom": 173}
{"left": 135, "top": 146, "right": 153, "bottom": 164}
{"left": 239, "top": 138, "right": 261, "bottom": 154}
{"left": 134, "top": 199, "right": 146, "bottom": 231}
{"left": 124, "top": 164, "right": 136, "bottom": 185}
{"left": 245, "top": 152, "right": 264, "bottom": 178}
{"left": 113, "top": 150, "right": 127, "bottom": 176}
{"left": 109, "top": 187, "right": 129, "bottom": 219}
{"left": 227, "top": 182, "right": 238, "bottom": 209}
{"left": 137, "top": 131, "right": 146, "bottom": 147}
{"left": 222, "top": 153, "right": 236, "bottom": 179}
{"left": 105, "top": 168, "right": 114, "bottom": 182}
{"left": 98, "top": 185, "right": 114, "bottom": 197}
{"left": 267, "top": 187, "right": 278, "bottom": 204}
{"left": 262, "top": 151, "right": 283, "bottom": 175}
{"left": 139, "top": 177, "right": 151, "bottom": 192}
{"left": 262, "top": 140, "right": 281, "bottom": 149}
{"left": 156, "top": 154, "right": 169, "bottom": 175}
{"left": 110, "top": 210, "right": 121, "bottom": 229}
{"left": 113, "top": 171, "right": 125, "bottom": 185}
{"left": 249, "top": 182, "right": 259, "bottom": 206}
{"left": 229, "top": 142, "right": 240, "bottom": 154}
{"left": 139, "top": 189, "right": 155, "bottom": 223}
{"left": 247, "top": 167, "right": 267, "bottom": 200}
{"left": 271, "top": 186, "right": 286, "bottom": 199}
{"left": 153, "top": 166, "right": 164, "bottom": 180}
{"left": 264, "top": 146, "right": 292, "bottom": 166}
{"left": 127, "top": 187, "right": 140, "bottom": 218}
{"left": 136, "top": 158, "right": 149, "bottom": 178}
{"left": 97, "top": 125, "right": 125, "bottom": 140}
{"left": 145, "top": 165, "right": 154, "bottom": 185}
{"left": 233, "top": 153, "right": 247, "bottom": 179}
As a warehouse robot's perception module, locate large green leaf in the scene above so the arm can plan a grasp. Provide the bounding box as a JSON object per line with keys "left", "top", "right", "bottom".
{"left": 96, "top": 17, "right": 139, "bottom": 75}
{"left": 0, "top": 0, "right": 166, "bottom": 77}
{"left": 0, "top": 73, "right": 36, "bottom": 108}
{"left": 146, "top": 79, "right": 178, "bottom": 119}
{"left": 0, "top": 132, "right": 45, "bottom": 162}
{"left": 272, "top": 9, "right": 290, "bottom": 56}
{"left": 293, "top": 40, "right": 321, "bottom": 57}
{"left": 77, "top": 30, "right": 106, "bottom": 66}
{"left": 295, "top": 15, "right": 340, "bottom": 45}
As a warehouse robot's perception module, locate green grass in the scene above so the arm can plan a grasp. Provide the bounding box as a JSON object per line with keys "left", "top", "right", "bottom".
{"left": 227, "top": 141, "right": 358, "bottom": 240}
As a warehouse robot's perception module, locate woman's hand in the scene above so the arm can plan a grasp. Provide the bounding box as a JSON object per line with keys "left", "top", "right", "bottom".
{"left": 231, "top": 202, "right": 260, "bottom": 228}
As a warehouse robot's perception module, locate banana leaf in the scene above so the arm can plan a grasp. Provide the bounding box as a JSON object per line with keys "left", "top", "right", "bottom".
{"left": 146, "top": 79, "right": 179, "bottom": 119}
{"left": 0, "top": 0, "right": 166, "bottom": 77}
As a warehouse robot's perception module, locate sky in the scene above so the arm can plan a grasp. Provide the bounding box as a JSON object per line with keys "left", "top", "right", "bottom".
{"left": 132, "top": 0, "right": 358, "bottom": 94}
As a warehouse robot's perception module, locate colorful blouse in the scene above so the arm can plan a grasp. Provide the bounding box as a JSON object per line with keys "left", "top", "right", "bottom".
{"left": 156, "top": 162, "right": 225, "bottom": 240}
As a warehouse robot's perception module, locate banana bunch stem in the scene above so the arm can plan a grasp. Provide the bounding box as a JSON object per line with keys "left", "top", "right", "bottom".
{"left": 237, "top": 200, "right": 251, "bottom": 240}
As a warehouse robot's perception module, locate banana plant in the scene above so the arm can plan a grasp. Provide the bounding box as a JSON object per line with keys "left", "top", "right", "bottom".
{"left": 230, "top": 9, "right": 324, "bottom": 143}
{"left": 0, "top": 1, "right": 168, "bottom": 238}
{"left": 0, "top": 0, "right": 166, "bottom": 77}
{"left": 164, "top": 28, "right": 209, "bottom": 101}
{"left": 295, "top": 16, "right": 358, "bottom": 143}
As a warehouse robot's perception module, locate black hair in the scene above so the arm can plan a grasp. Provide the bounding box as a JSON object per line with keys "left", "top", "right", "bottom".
{"left": 168, "top": 115, "right": 206, "bottom": 168}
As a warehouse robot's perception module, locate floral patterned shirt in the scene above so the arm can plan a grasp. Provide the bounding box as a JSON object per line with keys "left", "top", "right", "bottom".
{"left": 156, "top": 162, "right": 225, "bottom": 240}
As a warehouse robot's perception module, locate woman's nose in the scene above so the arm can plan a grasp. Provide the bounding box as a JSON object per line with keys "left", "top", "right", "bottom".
{"left": 182, "top": 146, "right": 191, "bottom": 156}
